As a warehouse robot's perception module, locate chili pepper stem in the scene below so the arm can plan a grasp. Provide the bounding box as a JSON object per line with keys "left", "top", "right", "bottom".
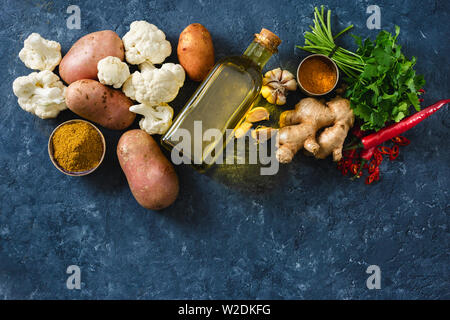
{"left": 343, "top": 142, "right": 364, "bottom": 151}
{"left": 345, "top": 136, "right": 359, "bottom": 148}
{"left": 350, "top": 159, "right": 366, "bottom": 180}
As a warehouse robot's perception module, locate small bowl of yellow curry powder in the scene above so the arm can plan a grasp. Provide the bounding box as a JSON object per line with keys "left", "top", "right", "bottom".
{"left": 297, "top": 54, "right": 339, "bottom": 96}
{"left": 48, "top": 120, "right": 106, "bottom": 176}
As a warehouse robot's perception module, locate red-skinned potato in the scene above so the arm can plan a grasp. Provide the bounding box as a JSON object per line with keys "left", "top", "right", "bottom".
{"left": 59, "top": 30, "right": 124, "bottom": 84}
{"left": 177, "top": 23, "right": 214, "bottom": 81}
{"left": 65, "top": 79, "right": 135, "bottom": 130}
{"left": 117, "top": 130, "right": 179, "bottom": 210}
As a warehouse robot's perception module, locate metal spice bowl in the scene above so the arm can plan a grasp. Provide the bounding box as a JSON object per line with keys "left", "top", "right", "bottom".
{"left": 296, "top": 53, "right": 339, "bottom": 96}
{"left": 48, "top": 119, "right": 106, "bottom": 176}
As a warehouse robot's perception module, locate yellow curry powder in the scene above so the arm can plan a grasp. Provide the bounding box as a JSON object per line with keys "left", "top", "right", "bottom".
{"left": 298, "top": 56, "right": 337, "bottom": 94}
{"left": 52, "top": 122, "right": 103, "bottom": 172}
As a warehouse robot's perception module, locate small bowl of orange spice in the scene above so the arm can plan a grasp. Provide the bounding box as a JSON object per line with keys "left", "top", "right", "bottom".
{"left": 48, "top": 119, "right": 106, "bottom": 176}
{"left": 297, "top": 54, "right": 339, "bottom": 96}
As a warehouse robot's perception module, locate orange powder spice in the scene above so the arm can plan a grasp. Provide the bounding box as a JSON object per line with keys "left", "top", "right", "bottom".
{"left": 52, "top": 122, "right": 103, "bottom": 172}
{"left": 298, "top": 57, "right": 337, "bottom": 94}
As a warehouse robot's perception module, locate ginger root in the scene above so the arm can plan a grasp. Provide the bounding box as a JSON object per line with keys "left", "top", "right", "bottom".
{"left": 276, "top": 96, "right": 354, "bottom": 163}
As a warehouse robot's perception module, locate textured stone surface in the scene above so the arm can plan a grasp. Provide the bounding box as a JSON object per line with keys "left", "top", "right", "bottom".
{"left": 0, "top": 0, "right": 449, "bottom": 299}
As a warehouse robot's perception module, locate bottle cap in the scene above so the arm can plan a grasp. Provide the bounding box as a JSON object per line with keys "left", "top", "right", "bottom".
{"left": 254, "top": 28, "right": 281, "bottom": 53}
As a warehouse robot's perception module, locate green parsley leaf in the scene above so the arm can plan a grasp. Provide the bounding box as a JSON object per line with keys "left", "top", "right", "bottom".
{"left": 346, "top": 26, "right": 425, "bottom": 131}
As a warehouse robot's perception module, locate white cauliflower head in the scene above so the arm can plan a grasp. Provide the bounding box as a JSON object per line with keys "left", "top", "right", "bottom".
{"left": 97, "top": 56, "right": 130, "bottom": 89}
{"left": 122, "top": 21, "right": 171, "bottom": 65}
{"left": 122, "top": 63, "right": 185, "bottom": 105}
{"left": 129, "top": 103, "right": 174, "bottom": 135}
{"left": 19, "top": 33, "right": 62, "bottom": 71}
{"left": 12, "top": 70, "right": 67, "bottom": 119}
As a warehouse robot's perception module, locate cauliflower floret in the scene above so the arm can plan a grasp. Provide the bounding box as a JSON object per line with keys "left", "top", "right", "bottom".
{"left": 122, "top": 21, "right": 171, "bottom": 65}
{"left": 129, "top": 103, "right": 174, "bottom": 135}
{"left": 97, "top": 56, "right": 130, "bottom": 89}
{"left": 19, "top": 33, "right": 62, "bottom": 71}
{"left": 160, "top": 63, "right": 186, "bottom": 88}
{"left": 138, "top": 61, "right": 156, "bottom": 73}
{"left": 122, "top": 63, "right": 185, "bottom": 105}
{"left": 138, "top": 62, "right": 185, "bottom": 86}
{"left": 12, "top": 70, "right": 67, "bottom": 119}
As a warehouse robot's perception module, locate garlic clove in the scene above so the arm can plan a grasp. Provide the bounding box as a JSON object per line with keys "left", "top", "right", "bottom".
{"left": 276, "top": 94, "right": 286, "bottom": 105}
{"left": 246, "top": 107, "right": 270, "bottom": 123}
{"left": 284, "top": 79, "right": 297, "bottom": 91}
{"left": 235, "top": 121, "right": 253, "bottom": 138}
{"left": 261, "top": 86, "right": 275, "bottom": 104}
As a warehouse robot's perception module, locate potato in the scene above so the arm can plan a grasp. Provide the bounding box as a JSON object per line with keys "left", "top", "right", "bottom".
{"left": 117, "top": 130, "right": 179, "bottom": 210}
{"left": 177, "top": 23, "right": 215, "bottom": 81}
{"left": 59, "top": 30, "right": 124, "bottom": 84}
{"left": 65, "top": 79, "right": 135, "bottom": 130}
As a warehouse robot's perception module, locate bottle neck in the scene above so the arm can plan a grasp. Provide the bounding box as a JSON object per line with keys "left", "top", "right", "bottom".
{"left": 243, "top": 41, "right": 273, "bottom": 69}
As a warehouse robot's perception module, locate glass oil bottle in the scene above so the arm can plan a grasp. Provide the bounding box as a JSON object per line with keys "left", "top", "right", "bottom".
{"left": 161, "top": 29, "right": 281, "bottom": 171}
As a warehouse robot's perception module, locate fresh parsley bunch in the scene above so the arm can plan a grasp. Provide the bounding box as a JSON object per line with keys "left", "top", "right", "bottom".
{"left": 345, "top": 26, "right": 425, "bottom": 131}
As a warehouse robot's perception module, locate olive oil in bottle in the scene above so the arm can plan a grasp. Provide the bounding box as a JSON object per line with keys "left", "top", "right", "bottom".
{"left": 161, "top": 29, "right": 281, "bottom": 171}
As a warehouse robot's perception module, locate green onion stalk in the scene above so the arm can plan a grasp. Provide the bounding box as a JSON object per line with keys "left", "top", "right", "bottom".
{"left": 296, "top": 6, "right": 365, "bottom": 79}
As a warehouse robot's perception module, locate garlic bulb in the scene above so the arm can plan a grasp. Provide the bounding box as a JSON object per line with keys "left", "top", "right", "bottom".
{"left": 261, "top": 68, "right": 297, "bottom": 105}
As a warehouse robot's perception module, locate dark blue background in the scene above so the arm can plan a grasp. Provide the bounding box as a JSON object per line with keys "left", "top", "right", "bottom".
{"left": 0, "top": 0, "right": 449, "bottom": 299}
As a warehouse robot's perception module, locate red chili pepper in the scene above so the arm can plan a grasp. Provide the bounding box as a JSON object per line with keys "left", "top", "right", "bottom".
{"left": 368, "top": 159, "right": 377, "bottom": 173}
{"left": 343, "top": 149, "right": 357, "bottom": 159}
{"left": 366, "top": 173, "right": 376, "bottom": 184}
{"left": 418, "top": 89, "right": 425, "bottom": 103}
{"left": 359, "top": 99, "right": 449, "bottom": 149}
{"left": 353, "top": 146, "right": 376, "bottom": 177}
{"left": 350, "top": 163, "right": 360, "bottom": 175}
{"left": 389, "top": 145, "right": 399, "bottom": 160}
{"left": 391, "top": 136, "right": 410, "bottom": 146}
{"left": 343, "top": 159, "right": 352, "bottom": 168}
{"left": 361, "top": 147, "right": 376, "bottom": 161}
{"left": 374, "top": 152, "right": 383, "bottom": 166}
{"left": 377, "top": 146, "right": 392, "bottom": 155}
{"left": 373, "top": 167, "right": 380, "bottom": 181}
{"left": 352, "top": 126, "right": 364, "bottom": 138}
{"left": 341, "top": 167, "right": 349, "bottom": 176}
{"left": 366, "top": 167, "right": 380, "bottom": 184}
